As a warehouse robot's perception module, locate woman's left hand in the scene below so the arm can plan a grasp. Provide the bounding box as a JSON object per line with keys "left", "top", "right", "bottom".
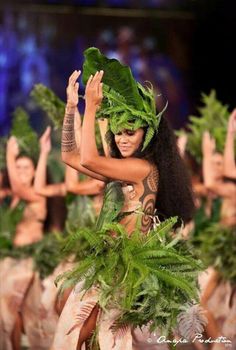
{"left": 85, "top": 70, "right": 104, "bottom": 110}
{"left": 39, "top": 126, "right": 51, "bottom": 154}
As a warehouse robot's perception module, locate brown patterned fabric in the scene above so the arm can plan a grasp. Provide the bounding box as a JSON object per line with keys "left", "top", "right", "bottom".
{"left": 0, "top": 257, "right": 34, "bottom": 350}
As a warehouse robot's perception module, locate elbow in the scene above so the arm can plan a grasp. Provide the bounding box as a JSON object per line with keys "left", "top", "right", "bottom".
{"left": 61, "top": 152, "right": 70, "bottom": 165}
{"left": 34, "top": 184, "right": 42, "bottom": 195}
{"left": 96, "top": 181, "right": 105, "bottom": 193}
{"left": 66, "top": 182, "right": 75, "bottom": 193}
{"left": 223, "top": 167, "right": 235, "bottom": 178}
{"left": 61, "top": 152, "right": 67, "bottom": 163}
{"left": 80, "top": 156, "right": 93, "bottom": 169}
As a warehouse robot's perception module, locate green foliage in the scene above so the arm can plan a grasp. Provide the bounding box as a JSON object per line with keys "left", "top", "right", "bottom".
{"left": 66, "top": 195, "right": 96, "bottom": 232}
{"left": 192, "top": 223, "right": 236, "bottom": 285}
{"left": 55, "top": 182, "right": 202, "bottom": 336}
{"left": 56, "top": 216, "right": 202, "bottom": 335}
{"left": 190, "top": 197, "right": 222, "bottom": 245}
{"left": 177, "top": 90, "right": 232, "bottom": 164}
{"left": 0, "top": 137, "right": 7, "bottom": 170}
{"left": 0, "top": 200, "right": 25, "bottom": 250}
{"left": 95, "top": 181, "right": 124, "bottom": 230}
{"left": 31, "top": 84, "right": 66, "bottom": 129}
{"left": 47, "top": 153, "right": 65, "bottom": 183}
{"left": 56, "top": 208, "right": 201, "bottom": 331}
{"left": 82, "top": 48, "right": 167, "bottom": 150}
{"left": 11, "top": 107, "right": 39, "bottom": 161}
{"left": 82, "top": 47, "right": 143, "bottom": 110}
{"left": 31, "top": 232, "right": 64, "bottom": 279}
{"left": 190, "top": 199, "right": 236, "bottom": 284}
{"left": 0, "top": 229, "right": 64, "bottom": 279}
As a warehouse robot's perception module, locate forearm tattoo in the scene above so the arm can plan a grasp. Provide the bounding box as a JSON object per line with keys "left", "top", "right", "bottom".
{"left": 61, "top": 113, "right": 76, "bottom": 152}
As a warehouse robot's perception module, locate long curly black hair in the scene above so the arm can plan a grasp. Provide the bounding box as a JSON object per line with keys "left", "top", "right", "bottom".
{"left": 107, "top": 116, "right": 195, "bottom": 226}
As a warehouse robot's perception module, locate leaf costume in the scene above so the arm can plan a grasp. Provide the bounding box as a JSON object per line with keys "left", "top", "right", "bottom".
{"left": 190, "top": 198, "right": 236, "bottom": 285}
{"left": 53, "top": 182, "right": 203, "bottom": 350}
{"left": 82, "top": 47, "right": 167, "bottom": 151}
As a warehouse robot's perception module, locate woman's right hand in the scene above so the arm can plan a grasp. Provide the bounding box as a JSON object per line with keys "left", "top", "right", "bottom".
{"left": 40, "top": 126, "right": 51, "bottom": 154}
{"left": 66, "top": 70, "right": 81, "bottom": 108}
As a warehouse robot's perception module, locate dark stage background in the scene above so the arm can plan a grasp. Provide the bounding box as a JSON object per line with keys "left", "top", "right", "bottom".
{"left": 0, "top": 0, "right": 235, "bottom": 134}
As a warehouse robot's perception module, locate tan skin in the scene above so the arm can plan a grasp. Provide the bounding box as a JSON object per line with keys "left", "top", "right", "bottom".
{"left": 61, "top": 70, "right": 159, "bottom": 349}
{"left": 223, "top": 109, "right": 236, "bottom": 178}
{"left": 34, "top": 126, "right": 66, "bottom": 198}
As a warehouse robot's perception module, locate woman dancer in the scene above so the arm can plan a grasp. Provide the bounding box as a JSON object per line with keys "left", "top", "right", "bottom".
{"left": 52, "top": 65, "right": 196, "bottom": 350}
{"left": 1, "top": 136, "right": 47, "bottom": 350}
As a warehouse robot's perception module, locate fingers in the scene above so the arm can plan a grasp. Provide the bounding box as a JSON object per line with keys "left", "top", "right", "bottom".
{"left": 41, "top": 126, "right": 51, "bottom": 138}
{"left": 69, "top": 70, "right": 81, "bottom": 82}
{"left": 87, "top": 70, "right": 104, "bottom": 88}
{"left": 68, "top": 70, "right": 81, "bottom": 87}
{"left": 8, "top": 136, "right": 18, "bottom": 148}
{"left": 45, "top": 126, "right": 51, "bottom": 133}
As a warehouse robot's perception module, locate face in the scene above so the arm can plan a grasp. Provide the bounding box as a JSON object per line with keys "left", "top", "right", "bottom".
{"left": 114, "top": 128, "right": 144, "bottom": 158}
{"left": 16, "top": 157, "right": 35, "bottom": 186}
{"left": 211, "top": 153, "right": 224, "bottom": 180}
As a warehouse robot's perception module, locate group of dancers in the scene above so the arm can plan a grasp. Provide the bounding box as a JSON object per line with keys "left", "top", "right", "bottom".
{"left": 0, "top": 48, "right": 236, "bottom": 350}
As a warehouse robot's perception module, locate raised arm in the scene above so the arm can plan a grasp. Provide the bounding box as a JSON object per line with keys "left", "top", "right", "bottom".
{"left": 61, "top": 70, "right": 107, "bottom": 182}
{"left": 202, "top": 131, "right": 216, "bottom": 189}
{"left": 65, "top": 165, "right": 104, "bottom": 195}
{"left": 202, "top": 132, "right": 235, "bottom": 197}
{"left": 6, "top": 137, "right": 42, "bottom": 202}
{"left": 223, "top": 109, "right": 236, "bottom": 178}
{"left": 34, "top": 126, "right": 66, "bottom": 197}
{"left": 80, "top": 71, "right": 150, "bottom": 183}
{"left": 177, "top": 133, "right": 188, "bottom": 159}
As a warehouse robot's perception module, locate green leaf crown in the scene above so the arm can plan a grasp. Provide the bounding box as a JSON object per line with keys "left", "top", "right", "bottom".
{"left": 11, "top": 107, "right": 39, "bottom": 161}
{"left": 82, "top": 47, "right": 167, "bottom": 150}
{"left": 176, "top": 90, "right": 233, "bottom": 164}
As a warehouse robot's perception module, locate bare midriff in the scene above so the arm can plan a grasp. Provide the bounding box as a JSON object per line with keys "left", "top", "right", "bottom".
{"left": 14, "top": 200, "right": 47, "bottom": 246}
{"left": 119, "top": 164, "right": 158, "bottom": 235}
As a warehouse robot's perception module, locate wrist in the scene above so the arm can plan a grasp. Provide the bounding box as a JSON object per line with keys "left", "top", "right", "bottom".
{"left": 40, "top": 150, "right": 49, "bottom": 156}
{"left": 65, "top": 104, "right": 76, "bottom": 114}
{"left": 85, "top": 103, "right": 97, "bottom": 114}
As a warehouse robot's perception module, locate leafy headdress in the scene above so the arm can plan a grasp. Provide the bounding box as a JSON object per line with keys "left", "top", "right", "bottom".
{"left": 82, "top": 47, "right": 167, "bottom": 151}
{"left": 176, "top": 90, "right": 233, "bottom": 164}
{"left": 30, "top": 84, "right": 65, "bottom": 130}
{"left": 11, "top": 107, "right": 39, "bottom": 162}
